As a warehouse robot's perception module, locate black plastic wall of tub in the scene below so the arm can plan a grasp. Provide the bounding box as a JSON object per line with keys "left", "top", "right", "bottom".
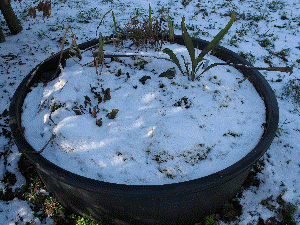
{"left": 9, "top": 35, "right": 279, "bottom": 225}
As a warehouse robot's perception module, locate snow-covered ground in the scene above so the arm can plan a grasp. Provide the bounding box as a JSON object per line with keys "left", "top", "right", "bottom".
{"left": 0, "top": 0, "right": 300, "bottom": 224}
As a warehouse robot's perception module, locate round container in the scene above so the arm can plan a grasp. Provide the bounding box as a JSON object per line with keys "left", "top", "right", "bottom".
{"left": 9, "top": 35, "right": 279, "bottom": 225}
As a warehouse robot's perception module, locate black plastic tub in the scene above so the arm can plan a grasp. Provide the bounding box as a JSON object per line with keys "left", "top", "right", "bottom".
{"left": 9, "top": 35, "right": 279, "bottom": 225}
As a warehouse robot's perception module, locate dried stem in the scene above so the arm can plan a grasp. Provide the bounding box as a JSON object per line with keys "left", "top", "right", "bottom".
{"left": 49, "top": 112, "right": 57, "bottom": 125}
{"left": 38, "top": 100, "right": 47, "bottom": 114}
{"left": 22, "top": 133, "right": 56, "bottom": 154}
{"left": 56, "top": 25, "right": 81, "bottom": 73}
{"left": 96, "top": 9, "right": 112, "bottom": 37}
{"left": 92, "top": 52, "right": 171, "bottom": 62}
{"left": 196, "top": 63, "right": 294, "bottom": 80}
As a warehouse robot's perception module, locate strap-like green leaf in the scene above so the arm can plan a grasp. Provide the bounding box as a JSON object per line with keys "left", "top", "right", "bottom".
{"left": 163, "top": 48, "right": 184, "bottom": 76}
{"left": 195, "top": 11, "right": 235, "bottom": 66}
{"left": 181, "top": 16, "right": 195, "bottom": 67}
{"left": 196, "top": 62, "right": 224, "bottom": 80}
{"left": 148, "top": 4, "right": 152, "bottom": 24}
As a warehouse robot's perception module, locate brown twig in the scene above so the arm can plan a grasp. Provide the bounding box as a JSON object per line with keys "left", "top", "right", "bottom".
{"left": 196, "top": 62, "right": 294, "bottom": 80}
{"left": 22, "top": 134, "right": 56, "bottom": 154}
{"left": 81, "top": 43, "right": 100, "bottom": 53}
{"left": 56, "top": 25, "right": 72, "bottom": 74}
{"left": 96, "top": 9, "right": 112, "bottom": 37}
{"left": 69, "top": 54, "right": 85, "bottom": 67}
{"left": 49, "top": 112, "right": 57, "bottom": 125}
{"left": 38, "top": 100, "right": 47, "bottom": 114}
{"left": 56, "top": 25, "right": 82, "bottom": 74}
{"left": 92, "top": 52, "right": 171, "bottom": 62}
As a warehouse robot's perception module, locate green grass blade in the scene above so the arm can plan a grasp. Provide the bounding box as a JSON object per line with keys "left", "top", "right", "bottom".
{"left": 195, "top": 11, "right": 235, "bottom": 66}
{"left": 163, "top": 48, "right": 185, "bottom": 76}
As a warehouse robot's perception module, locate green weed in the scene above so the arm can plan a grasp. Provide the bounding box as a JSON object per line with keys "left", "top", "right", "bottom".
{"left": 203, "top": 214, "right": 218, "bottom": 225}
{"left": 76, "top": 8, "right": 101, "bottom": 23}
{"left": 37, "top": 30, "right": 48, "bottom": 40}
{"left": 229, "top": 34, "right": 241, "bottom": 47}
{"left": 276, "top": 120, "right": 291, "bottom": 137}
{"left": 239, "top": 51, "right": 257, "bottom": 64}
{"left": 267, "top": 0, "right": 285, "bottom": 11}
{"left": 101, "top": 0, "right": 114, "bottom": 3}
{"left": 276, "top": 191, "right": 297, "bottom": 224}
{"left": 275, "top": 48, "right": 290, "bottom": 62}
{"left": 44, "top": 196, "right": 64, "bottom": 217}
{"left": 70, "top": 214, "right": 100, "bottom": 225}
{"left": 284, "top": 79, "right": 300, "bottom": 105}
{"left": 258, "top": 38, "right": 274, "bottom": 48}
{"left": 246, "top": 13, "right": 267, "bottom": 22}
{"left": 182, "top": 0, "right": 192, "bottom": 7}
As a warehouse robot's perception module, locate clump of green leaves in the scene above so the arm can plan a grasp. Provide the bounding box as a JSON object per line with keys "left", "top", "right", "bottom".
{"left": 203, "top": 214, "right": 218, "bottom": 225}
{"left": 163, "top": 12, "right": 235, "bottom": 81}
{"left": 70, "top": 214, "right": 99, "bottom": 225}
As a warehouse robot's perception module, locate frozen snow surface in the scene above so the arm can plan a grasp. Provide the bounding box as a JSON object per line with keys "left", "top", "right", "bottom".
{"left": 1, "top": 0, "right": 300, "bottom": 223}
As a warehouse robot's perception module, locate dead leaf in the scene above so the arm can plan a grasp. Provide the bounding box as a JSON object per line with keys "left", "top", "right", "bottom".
{"left": 37, "top": 2, "right": 44, "bottom": 11}
{"left": 25, "top": 219, "right": 37, "bottom": 225}
{"left": 103, "top": 88, "right": 111, "bottom": 101}
{"left": 96, "top": 118, "right": 102, "bottom": 127}
{"left": 37, "top": 1, "right": 51, "bottom": 17}
{"left": 42, "top": 1, "right": 51, "bottom": 18}
{"left": 106, "top": 109, "right": 119, "bottom": 119}
{"left": 139, "top": 75, "right": 151, "bottom": 84}
{"left": 91, "top": 107, "right": 97, "bottom": 118}
{"left": 261, "top": 195, "right": 277, "bottom": 211}
{"left": 29, "top": 6, "right": 36, "bottom": 19}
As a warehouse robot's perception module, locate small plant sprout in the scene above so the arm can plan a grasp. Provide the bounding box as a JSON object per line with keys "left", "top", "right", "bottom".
{"left": 167, "top": 14, "right": 175, "bottom": 43}
{"left": 148, "top": 4, "right": 152, "bottom": 26}
{"left": 95, "top": 33, "right": 105, "bottom": 76}
{"left": 163, "top": 12, "right": 235, "bottom": 81}
{"left": 112, "top": 11, "right": 119, "bottom": 39}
